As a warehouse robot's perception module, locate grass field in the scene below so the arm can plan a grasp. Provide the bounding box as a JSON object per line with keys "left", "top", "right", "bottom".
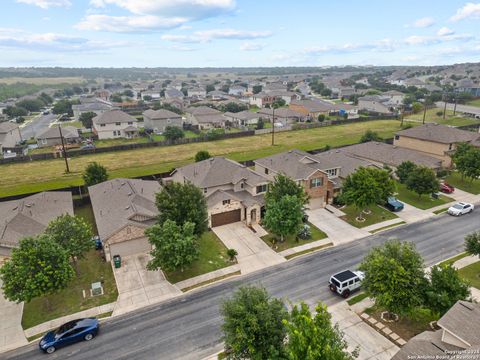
{"left": 22, "top": 250, "right": 118, "bottom": 329}
{"left": 341, "top": 204, "right": 398, "bottom": 228}
{"left": 261, "top": 222, "right": 327, "bottom": 252}
{"left": 404, "top": 108, "right": 480, "bottom": 127}
{"left": 467, "top": 99, "right": 480, "bottom": 107}
{"left": 165, "top": 231, "right": 232, "bottom": 284}
{"left": 0, "top": 120, "right": 402, "bottom": 197}
{"left": 445, "top": 172, "right": 480, "bottom": 195}
{"left": 395, "top": 182, "right": 454, "bottom": 210}
{"left": 0, "top": 77, "right": 85, "bottom": 85}
{"left": 458, "top": 261, "right": 480, "bottom": 289}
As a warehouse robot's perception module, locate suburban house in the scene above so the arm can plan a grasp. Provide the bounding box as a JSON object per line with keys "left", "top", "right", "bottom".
{"left": 72, "top": 100, "right": 113, "bottom": 121}
{"left": 89, "top": 178, "right": 161, "bottom": 261}
{"left": 94, "top": 89, "right": 110, "bottom": 101}
{"left": 394, "top": 123, "right": 480, "bottom": 167}
{"left": 165, "top": 88, "right": 185, "bottom": 99}
{"left": 185, "top": 106, "right": 226, "bottom": 130}
{"left": 358, "top": 95, "right": 394, "bottom": 114}
{"left": 169, "top": 157, "right": 269, "bottom": 227}
{"left": 0, "top": 122, "right": 21, "bottom": 154}
{"left": 163, "top": 98, "right": 185, "bottom": 111}
{"left": 254, "top": 150, "right": 336, "bottom": 209}
{"left": 340, "top": 141, "right": 444, "bottom": 170}
{"left": 392, "top": 301, "right": 480, "bottom": 360}
{"left": 92, "top": 109, "right": 139, "bottom": 140}
{"left": 187, "top": 87, "right": 207, "bottom": 98}
{"left": 223, "top": 110, "right": 260, "bottom": 126}
{"left": 264, "top": 90, "right": 301, "bottom": 105}
{"left": 382, "top": 90, "right": 405, "bottom": 105}
{"left": 228, "top": 85, "right": 247, "bottom": 96}
{"left": 36, "top": 126, "right": 80, "bottom": 148}
{"left": 455, "top": 79, "right": 480, "bottom": 97}
{"left": 143, "top": 109, "right": 183, "bottom": 133}
{"left": 248, "top": 92, "right": 277, "bottom": 108}
{"left": 0, "top": 192, "right": 73, "bottom": 256}
{"left": 289, "top": 99, "right": 334, "bottom": 119}
{"left": 257, "top": 107, "right": 306, "bottom": 125}
{"left": 207, "top": 90, "right": 229, "bottom": 101}
{"left": 141, "top": 90, "right": 162, "bottom": 100}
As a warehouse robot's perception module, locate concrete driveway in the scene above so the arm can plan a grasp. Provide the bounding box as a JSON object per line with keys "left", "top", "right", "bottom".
{"left": 212, "top": 222, "right": 286, "bottom": 274}
{"left": 307, "top": 208, "right": 369, "bottom": 245}
{"left": 395, "top": 202, "right": 432, "bottom": 223}
{"left": 0, "top": 279, "right": 27, "bottom": 354}
{"left": 112, "top": 254, "right": 181, "bottom": 316}
{"left": 330, "top": 302, "right": 399, "bottom": 360}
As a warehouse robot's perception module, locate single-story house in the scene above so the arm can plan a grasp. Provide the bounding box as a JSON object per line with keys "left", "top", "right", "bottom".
{"left": 257, "top": 107, "right": 306, "bottom": 125}
{"left": 228, "top": 86, "right": 247, "bottom": 97}
{"left": 0, "top": 122, "right": 22, "bottom": 154}
{"left": 394, "top": 123, "right": 480, "bottom": 167}
{"left": 92, "top": 109, "right": 139, "bottom": 140}
{"left": 185, "top": 106, "right": 226, "bottom": 130}
{"left": 289, "top": 99, "right": 335, "bottom": 119}
{"left": 223, "top": 110, "right": 260, "bottom": 126}
{"left": 169, "top": 157, "right": 269, "bottom": 227}
{"left": 0, "top": 192, "right": 74, "bottom": 256}
{"left": 143, "top": 109, "right": 183, "bottom": 133}
{"left": 89, "top": 178, "right": 161, "bottom": 261}
{"left": 36, "top": 126, "right": 81, "bottom": 148}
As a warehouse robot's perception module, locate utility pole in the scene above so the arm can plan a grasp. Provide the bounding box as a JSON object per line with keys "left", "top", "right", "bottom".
{"left": 58, "top": 125, "right": 70, "bottom": 173}
{"left": 271, "top": 105, "right": 275, "bottom": 146}
{"left": 422, "top": 102, "right": 427, "bottom": 125}
{"left": 453, "top": 97, "right": 458, "bottom": 116}
{"left": 443, "top": 96, "right": 447, "bottom": 120}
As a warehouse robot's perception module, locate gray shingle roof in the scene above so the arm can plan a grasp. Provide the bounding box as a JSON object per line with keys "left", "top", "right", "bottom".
{"left": 36, "top": 126, "right": 79, "bottom": 140}
{"left": 342, "top": 141, "right": 443, "bottom": 169}
{"left": 224, "top": 110, "right": 259, "bottom": 121}
{"left": 186, "top": 106, "right": 222, "bottom": 116}
{"left": 290, "top": 99, "right": 335, "bottom": 112}
{"left": 88, "top": 178, "right": 161, "bottom": 241}
{"left": 93, "top": 109, "right": 138, "bottom": 125}
{"left": 143, "top": 109, "right": 182, "bottom": 120}
{"left": 313, "top": 150, "right": 380, "bottom": 179}
{"left": 206, "top": 189, "right": 265, "bottom": 208}
{"left": 396, "top": 123, "right": 480, "bottom": 144}
{"left": 257, "top": 108, "right": 305, "bottom": 118}
{"left": 255, "top": 149, "right": 336, "bottom": 180}
{"left": 0, "top": 122, "right": 19, "bottom": 133}
{"left": 0, "top": 192, "right": 73, "bottom": 248}
{"left": 72, "top": 102, "right": 112, "bottom": 112}
{"left": 174, "top": 157, "right": 268, "bottom": 189}
{"left": 437, "top": 301, "right": 480, "bottom": 346}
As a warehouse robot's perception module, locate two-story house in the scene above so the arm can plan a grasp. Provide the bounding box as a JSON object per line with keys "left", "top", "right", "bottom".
{"left": 92, "top": 109, "right": 139, "bottom": 140}
{"left": 169, "top": 157, "right": 269, "bottom": 227}
{"left": 358, "top": 95, "right": 393, "bottom": 114}
{"left": 394, "top": 123, "right": 480, "bottom": 167}
{"left": 0, "top": 122, "right": 22, "bottom": 155}
{"left": 143, "top": 109, "right": 183, "bottom": 133}
{"left": 72, "top": 100, "right": 113, "bottom": 121}
{"left": 289, "top": 99, "right": 335, "bottom": 119}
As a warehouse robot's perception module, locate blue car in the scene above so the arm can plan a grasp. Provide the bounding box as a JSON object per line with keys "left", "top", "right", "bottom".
{"left": 385, "top": 197, "right": 404, "bottom": 212}
{"left": 39, "top": 318, "right": 99, "bottom": 354}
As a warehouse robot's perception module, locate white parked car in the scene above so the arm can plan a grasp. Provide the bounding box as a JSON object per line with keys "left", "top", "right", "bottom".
{"left": 329, "top": 270, "right": 365, "bottom": 298}
{"left": 447, "top": 202, "right": 474, "bottom": 216}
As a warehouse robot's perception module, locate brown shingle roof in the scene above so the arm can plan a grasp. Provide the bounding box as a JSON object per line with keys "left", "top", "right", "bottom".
{"left": 437, "top": 301, "right": 480, "bottom": 346}
{"left": 93, "top": 109, "right": 138, "bottom": 125}
{"left": 396, "top": 123, "right": 480, "bottom": 144}
{"left": 36, "top": 126, "right": 79, "bottom": 140}
{"left": 143, "top": 109, "right": 182, "bottom": 120}
{"left": 0, "top": 122, "right": 19, "bottom": 133}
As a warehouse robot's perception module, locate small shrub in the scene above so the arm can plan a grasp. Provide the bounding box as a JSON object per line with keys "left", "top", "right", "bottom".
{"left": 436, "top": 169, "right": 449, "bottom": 178}
{"left": 226, "top": 248, "right": 238, "bottom": 261}
{"left": 297, "top": 224, "right": 312, "bottom": 240}
{"left": 436, "top": 111, "right": 444, "bottom": 117}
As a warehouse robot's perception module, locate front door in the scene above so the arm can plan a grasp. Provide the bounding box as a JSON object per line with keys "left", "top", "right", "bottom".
{"left": 250, "top": 209, "right": 257, "bottom": 223}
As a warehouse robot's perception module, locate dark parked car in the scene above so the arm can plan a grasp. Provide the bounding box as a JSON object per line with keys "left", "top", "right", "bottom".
{"left": 440, "top": 183, "right": 455, "bottom": 194}
{"left": 385, "top": 196, "right": 404, "bottom": 212}
{"left": 39, "top": 318, "right": 99, "bottom": 354}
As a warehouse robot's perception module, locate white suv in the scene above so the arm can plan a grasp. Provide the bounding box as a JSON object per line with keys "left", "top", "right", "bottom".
{"left": 329, "top": 270, "right": 365, "bottom": 298}
{"left": 447, "top": 202, "right": 474, "bottom": 216}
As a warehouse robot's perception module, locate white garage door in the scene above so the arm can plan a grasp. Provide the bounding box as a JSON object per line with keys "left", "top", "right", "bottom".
{"left": 309, "top": 197, "right": 325, "bottom": 210}
{"left": 109, "top": 238, "right": 152, "bottom": 258}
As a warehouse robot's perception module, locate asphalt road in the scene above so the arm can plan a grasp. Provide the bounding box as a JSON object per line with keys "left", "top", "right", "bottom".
{"left": 4, "top": 211, "right": 480, "bottom": 360}
{"left": 20, "top": 113, "right": 56, "bottom": 140}
{"left": 436, "top": 101, "right": 480, "bottom": 116}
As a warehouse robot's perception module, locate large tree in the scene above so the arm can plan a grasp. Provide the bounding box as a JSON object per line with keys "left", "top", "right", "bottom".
{"left": 462, "top": 147, "right": 480, "bottom": 183}
{"left": 45, "top": 214, "right": 93, "bottom": 268}
{"left": 79, "top": 111, "right": 97, "bottom": 129}
{"left": 0, "top": 235, "right": 74, "bottom": 303}
{"left": 360, "top": 130, "right": 382, "bottom": 143}
{"left": 145, "top": 220, "right": 198, "bottom": 272}
{"left": 425, "top": 264, "right": 470, "bottom": 316}
{"left": 465, "top": 231, "right": 480, "bottom": 257}
{"left": 359, "top": 240, "right": 427, "bottom": 316}
{"left": 396, "top": 161, "right": 417, "bottom": 184}
{"left": 163, "top": 126, "right": 185, "bottom": 141}
{"left": 155, "top": 182, "right": 208, "bottom": 236}
{"left": 405, "top": 166, "right": 439, "bottom": 198}
{"left": 195, "top": 150, "right": 211, "bottom": 162}
{"left": 83, "top": 162, "right": 108, "bottom": 187}
{"left": 263, "top": 194, "right": 304, "bottom": 243}
{"left": 265, "top": 173, "right": 309, "bottom": 207}
{"left": 284, "top": 302, "right": 358, "bottom": 360}
{"left": 221, "top": 286, "right": 288, "bottom": 360}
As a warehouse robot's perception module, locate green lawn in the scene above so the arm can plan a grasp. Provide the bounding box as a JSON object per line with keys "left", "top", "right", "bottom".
{"left": 467, "top": 99, "right": 480, "bottom": 107}
{"left": 445, "top": 172, "right": 480, "bottom": 195}
{"left": 347, "top": 292, "right": 368, "bottom": 306}
{"left": 404, "top": 108, "right": 480, "bottom": 127}
{"left": 0, "top": 120, "right": 403, "bottom": 198}
{"left": 438, "top": 252, "right": 469, "bottom": 267}
{"left": 74, "top": 201, "right": 98, "bottom": 235}
{"left": 395, "top": 182, "right": 454, "bottom": 210}
{"left": 458, "top": 261, "right": 480, "bottom": 289}
{"left": 22, "top": 250, "right": 118, "bottom": 329}
{"left": 261, "top": 222, "right": 327, "bottom": 252}
{"left": 93, "top": 136, "right": 151, "bottom": 148}
{"left": 341, "top": 204, "right": 398, "bottom": 228}
{"left": 165, "top": 231, "right": 232, "bottom": 284}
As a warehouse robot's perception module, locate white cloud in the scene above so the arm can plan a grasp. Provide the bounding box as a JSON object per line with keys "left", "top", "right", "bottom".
{"left": 240, "top": 42, "right": 265, "bottom": 51}
{"left": 16, "top": 0, "right": 71, "bottom": 9}
{"left": 408, "top": 16, "right": 435, "bottom": 28}
{"left": 80, "top": 0, "right": 236, "bottom": 32}
{"left": 437, "top": 27, "right": 455, "bottom": 36}
{"left": 303, "top": 39, "right": 395, "bottom": 55}
{"left": 161, "top": 29, "right": 272, "bottom": 43}
{"left": 450, "top": 2, "right": 480, "bottom": 21}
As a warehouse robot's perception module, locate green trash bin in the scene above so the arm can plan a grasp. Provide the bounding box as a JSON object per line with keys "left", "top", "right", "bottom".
{"left": 113, "top": 255, "right": 121, "bottom": 268}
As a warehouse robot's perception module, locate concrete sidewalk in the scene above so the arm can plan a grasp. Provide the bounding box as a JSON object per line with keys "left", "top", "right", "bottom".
{"left": 363, "top": 218, "right": 405, "bottom": 233}
{"left": 279, "top": 238, "right": 333, "bottom": 258}
{"left": 0, "top": 285, "right": 27, "bottom": 354}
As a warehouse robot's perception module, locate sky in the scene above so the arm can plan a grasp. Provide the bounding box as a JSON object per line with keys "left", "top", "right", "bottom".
{"left": 0, "top": 0, "right": 480, "bottom": 67}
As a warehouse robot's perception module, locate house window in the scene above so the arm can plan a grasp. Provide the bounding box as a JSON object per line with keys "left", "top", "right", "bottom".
{"left": 310, "top": 178, "right": 323, "bottom": 188}
{"left": 256, "top": 184, "right": 268, "bottom": 194}
{"left": 395, "top": 135, "right": 400, "bottom": 140}
{"left": 203, "top": 188, "right": 207, "bottom": 194}
{"left": 128, "top": 122, "right": 133, "bottom": 125}
{"left": 100, "top": 124, "right": 106, "bottom": 127}
{"left": 240, "top": 183, "right": 244, "bottom": 189}
{"left": 449, "top": 143, "right": 453, "bottom": 150}
{"left": 264, "top": 168, "right": 269, "bottom": 175}
{"left": 115, "top": 122, "right": 121, "bottom": 126}
{"left": 222, "top": 200, "right": 231, "bottom": 205}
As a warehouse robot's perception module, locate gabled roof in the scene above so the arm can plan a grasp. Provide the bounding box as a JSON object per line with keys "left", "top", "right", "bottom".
{"left": 174, "top": 157, "right": 268, "bottom": 189}
{"left": 185, "top": 106, "right": 222, "bottom": 116}
{"left": 224, "top": 110, "right": 259, "bottom": 121}
{"left": 93, "top": 109, "right": 138, "bottom": 125}
{"left": 290, "top": 99, "right": 335, "bottom": 112}
{"left": 206, "top": 189, "right": 265, "bottom": 208}
{"left": 396, "top": 123, "right": 480, "bottom": 144}
{"left": 255, "top": 149, "right": 336, "bottom": 180}
{"left": 437, "top": 301, "right": 480, "bottom": 346}
{"left": 36, "top": 126, "right": 79, "bottom": 140}
{"left": 313, "top": 150, "right": 380, "bottom": 179}
{"left": 143, "top": 109, "right": 182, "bottom": 120}
{"left": 88, "top": 178, "right": 161, "bottom": 241}
{"left": 72, "top": 102, "right": 112, "bottom": 112}
{"left": 0, "top": 122, "right": 19, "bottom": 133}
{"left": 257, "top": 107, "right": 305, "bottom": 118}
{"left": 0, "top": 192, "right": 73, "bottom": 248}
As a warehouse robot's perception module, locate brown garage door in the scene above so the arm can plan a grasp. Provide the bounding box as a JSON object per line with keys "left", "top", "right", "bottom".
{"left": 211, "top": 209, "right": 241, "bottom": 227}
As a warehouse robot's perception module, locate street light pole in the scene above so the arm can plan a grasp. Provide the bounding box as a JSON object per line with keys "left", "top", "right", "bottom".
{"left": 58, "top": 125, "right": 70, "bottom": 173}
{"left": 271, "top": 105, "right": 275, "bottom": 146}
